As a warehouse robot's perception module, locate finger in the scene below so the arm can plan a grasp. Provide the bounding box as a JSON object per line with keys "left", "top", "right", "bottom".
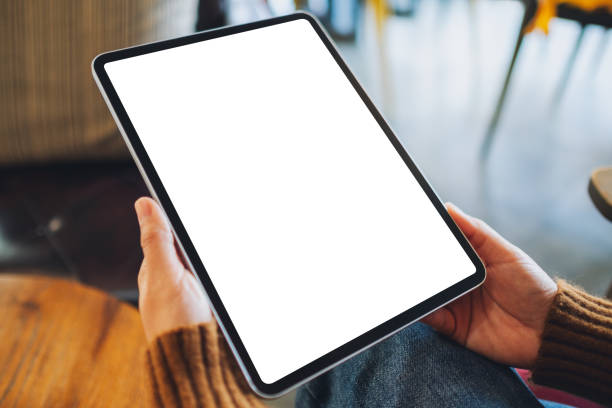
{"left": 421, "top": 308, "right": 455, "bottom": 337}
{"left": 135, "top": 197, "right": 183, "bottom": 275}
{"left": 446, "top": 202, "right": 518, "bottom": 264}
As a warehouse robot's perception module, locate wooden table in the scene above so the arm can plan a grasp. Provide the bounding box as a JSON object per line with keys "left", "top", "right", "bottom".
{"left": 0, "top": 275, "right": 146, "bottom": 407}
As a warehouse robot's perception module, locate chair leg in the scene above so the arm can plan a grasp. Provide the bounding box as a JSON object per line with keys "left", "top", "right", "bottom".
{"left": 481, "top": 1, "right": 536, "bottom": 159}
{"left": 551, "top": 24, "right": 587, "bottom": 111}
{"left": 590, "top": 29, "right": 610, "bottom": 76}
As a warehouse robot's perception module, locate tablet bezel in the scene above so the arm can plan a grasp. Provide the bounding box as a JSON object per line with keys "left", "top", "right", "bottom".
{"left": 92, "top": 12, "right": 485, "bottom": 398}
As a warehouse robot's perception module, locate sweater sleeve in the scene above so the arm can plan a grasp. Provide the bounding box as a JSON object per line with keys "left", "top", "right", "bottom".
{"left": 531, "top": 280, "right": 612, "bottom": 405}
{"left": 143, "top": 322, "right": 266, "bottom": 408}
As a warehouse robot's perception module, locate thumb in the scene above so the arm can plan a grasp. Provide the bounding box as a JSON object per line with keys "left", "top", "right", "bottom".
{"left": 421, "top": 308, "right": 455, "bottom": 337}
{"left": 446, "top": 202, "right": 518, "bottom": 265}
{"left": 135, "top": 197, "right": 183, "bottom": 274}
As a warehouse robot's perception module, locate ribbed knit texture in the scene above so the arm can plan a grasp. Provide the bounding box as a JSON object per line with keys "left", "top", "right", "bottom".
{"left": 532, "top": 280, "right": 612, "bottom": 406}
{"left": 144, "top": 322, "right": 266, "bottom": 408}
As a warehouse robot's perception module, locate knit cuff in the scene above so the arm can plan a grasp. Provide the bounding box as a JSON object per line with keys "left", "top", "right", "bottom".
{"left": 532, "top": 280, "right": 612, "bottom": 405}
{"left": 143, "top": 322, "right": 265, "bottom": 408}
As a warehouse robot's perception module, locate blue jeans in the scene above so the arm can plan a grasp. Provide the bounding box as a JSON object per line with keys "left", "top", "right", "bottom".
{"left": 296, "top": 323, "right": 568, "bottom": 407}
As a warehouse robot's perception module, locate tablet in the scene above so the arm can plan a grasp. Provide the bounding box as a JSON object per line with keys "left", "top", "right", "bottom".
{"left": 92, "top": 12, "right": 485, "bottom": 398}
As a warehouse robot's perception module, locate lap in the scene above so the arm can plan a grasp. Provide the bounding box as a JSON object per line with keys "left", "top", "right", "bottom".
{"left": 296, "top": 323, "right": 544, "bottom": 408}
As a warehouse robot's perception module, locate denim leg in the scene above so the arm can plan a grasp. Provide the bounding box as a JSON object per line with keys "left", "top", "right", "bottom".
{"left": 296, "top": 323, "right": 544, "bottom": 408}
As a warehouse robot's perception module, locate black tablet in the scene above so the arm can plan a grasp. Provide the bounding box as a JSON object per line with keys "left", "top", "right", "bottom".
{"left": 92, "top": 12, "right": 485, "bottom": 398}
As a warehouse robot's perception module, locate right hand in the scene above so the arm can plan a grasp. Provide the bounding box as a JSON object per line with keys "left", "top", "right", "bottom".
{"left": 421, "top": 203, "right": 558, "bottom": 368}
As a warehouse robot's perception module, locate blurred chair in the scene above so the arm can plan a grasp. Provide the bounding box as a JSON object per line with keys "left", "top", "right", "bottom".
{"left": 589, "top": 166, "right": 612, "bottom": 222}
{"left": 0, "top": 1, "right": 199, "bottom": 300}
{"left": 0, "top": 0, "right": 199, "bottom": 165}
{"left": 481, "top": 0, "right": 612, "bottom": 157}
{"left": 588, "top": 166, "right": 612, "bottom": 300}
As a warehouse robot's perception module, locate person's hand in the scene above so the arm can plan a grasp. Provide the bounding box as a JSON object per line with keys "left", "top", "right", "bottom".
{"left": 421, "top": 203, "right": 558, "bottom": 368}
{"left": 135, "top": 197, "right": 212, "bottom": 342}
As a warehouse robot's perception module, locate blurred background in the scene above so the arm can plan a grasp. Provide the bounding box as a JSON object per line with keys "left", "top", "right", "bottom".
{"left": 1, "top": 0, "right": 612, "bottom": 354}
{"left": 2, "top": 0, "right": 612, "bottom": 405}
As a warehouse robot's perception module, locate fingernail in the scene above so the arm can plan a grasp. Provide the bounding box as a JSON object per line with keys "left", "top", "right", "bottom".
{"left": 135, "top": 199, "right": 151, "bottom": 223}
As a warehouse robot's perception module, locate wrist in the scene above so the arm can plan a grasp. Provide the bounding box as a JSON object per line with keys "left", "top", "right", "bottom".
{"left": 140, "top": 294, "right": 213, "bottom": 343}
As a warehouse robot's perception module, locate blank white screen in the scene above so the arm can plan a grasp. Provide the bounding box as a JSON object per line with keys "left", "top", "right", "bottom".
{"left": 105, "top": 18, "right": 474, "bottom": 384}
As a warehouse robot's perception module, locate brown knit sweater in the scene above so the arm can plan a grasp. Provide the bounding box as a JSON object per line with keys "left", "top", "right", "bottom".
{"left": 532, "top": 280, "right": 612, "bottom": 405}
{"left": 144, "top": 323, "right": 265, "bottom": 407}
{"left": 144, "top": 281, "right": 612, "bottom": 407}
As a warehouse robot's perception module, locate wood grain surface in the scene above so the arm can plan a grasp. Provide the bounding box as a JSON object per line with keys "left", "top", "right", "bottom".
{"left": 0, "top": 274, "right": 146, "bottom": 407}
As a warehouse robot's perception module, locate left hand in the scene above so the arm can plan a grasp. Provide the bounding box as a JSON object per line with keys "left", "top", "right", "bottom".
{"left": 135, "top": 197, "right": 212, "bottom": 342}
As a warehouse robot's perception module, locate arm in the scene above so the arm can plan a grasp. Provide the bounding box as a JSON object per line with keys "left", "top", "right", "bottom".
{"left": 532, "top": 280, "right": 612, "bottom": 404}
{"left": 135, "top": 197, "right": 265, "bottom": 407}
{"left": 423, "top": 203, "right": 612, "bottom": 405}
{"left": 144, "top": 322, "right": 265, "bottom": 407}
